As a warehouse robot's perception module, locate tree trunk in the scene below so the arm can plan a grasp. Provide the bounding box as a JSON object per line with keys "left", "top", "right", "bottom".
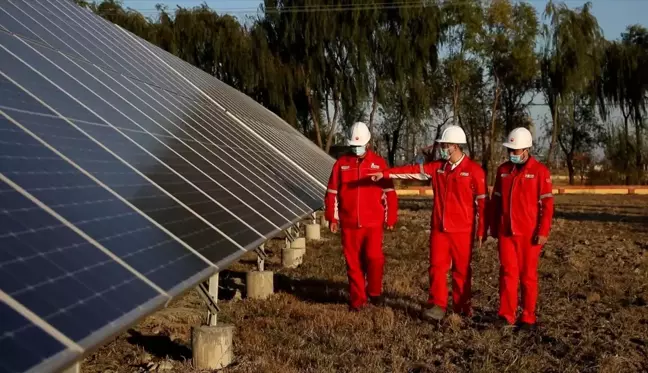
{"left": 453, "top": 82, "right": 460, "bottom": 126}
{"left": 368, "top": 84, "right": 379, "bottom": 130}
{"left": 566, "top": 152, "right": 575, "bottom": 185}
{"left": 385, "top": 118, "right": 404, "bottom": 167}
{"left": 547, "top": 99, "right": 559, "bottom": 168}
{"left": 324, "top": 96, "right": 341, "bottom": 153}
{"left": 622, "top": 110, "right": 630, "bottom": 185}
{"left": 486, "top": 79, "right": 501, "bottom": 185}
{"left": 304, "top": 76, "right": 323, "bottom": 149}
{"left": 635, "top": 120, "right": 643, "bottom": 183}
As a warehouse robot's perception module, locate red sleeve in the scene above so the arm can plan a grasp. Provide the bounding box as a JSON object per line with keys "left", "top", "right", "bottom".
{"left": 472, "top": 164, "right": 487, "bottom": 238}
{"left": 537, "top": 166, "right": 554, "bottom": 237}
{"left": 488, "top": 166, "right": 503, "bottom": 238}
{"left": 383, "top": 162, "right": 436, "bottom": 180}
{"left": 379, "top": 160, "right": 398, "bottom": 226}
{"left": 325, "top": 161, "right": 340, "bottom": 224}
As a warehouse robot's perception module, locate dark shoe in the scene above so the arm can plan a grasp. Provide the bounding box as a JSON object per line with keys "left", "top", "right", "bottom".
{"left": 369, "top": 295, "right": 385, "bottom": 306}
{"left": 494, "top": 316, "right": 515, "bottom": 329}
{"left": 515, "top": 321, "right": 538, "bottom": 333}
{"left": 349, "top": 302, "right": 368, "bottom": 312}
{"left": 421, "top": 305, "right": 446, "bottom": 321}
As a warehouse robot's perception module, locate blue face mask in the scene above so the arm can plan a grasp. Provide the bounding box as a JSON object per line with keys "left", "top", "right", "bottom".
{"left": 510, "top": 153, "right": 526, "bottom": 164}
{"left": 439, "top": 147, "right": 452, "bottom": 160}
{"left": 351, "top": 146, "right": 366, "bottom": 156}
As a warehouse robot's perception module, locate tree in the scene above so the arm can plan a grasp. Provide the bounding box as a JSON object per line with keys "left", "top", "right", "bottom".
{"left": 557, "top": 95, "right": 602, "bottom": 184}
{"left": 541, "top": 1, "right": 603, "bottom": 168}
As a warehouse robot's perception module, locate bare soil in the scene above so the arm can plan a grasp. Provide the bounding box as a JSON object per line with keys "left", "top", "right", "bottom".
{"left": 82, "top": 195, "right": 648, "bottom": 373}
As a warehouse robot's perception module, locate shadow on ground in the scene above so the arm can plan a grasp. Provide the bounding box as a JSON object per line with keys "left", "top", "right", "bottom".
{"left": 554, "top": 210, "right": 648, "bottom": 225}
{"left": 125, "top": 329, "right": 192, "bottom": 361}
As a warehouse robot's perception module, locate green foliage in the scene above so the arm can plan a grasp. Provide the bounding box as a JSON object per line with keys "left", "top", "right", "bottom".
{"left": 77, "top": 0, "right": 647, "bottom": 183}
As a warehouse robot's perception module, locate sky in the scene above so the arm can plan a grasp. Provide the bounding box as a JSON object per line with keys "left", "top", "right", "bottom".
{"left": 121, "top": 0, "right": 648, "bottom": 145}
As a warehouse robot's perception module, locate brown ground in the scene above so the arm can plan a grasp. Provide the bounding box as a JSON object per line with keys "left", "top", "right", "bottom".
{"left": 82, "top": 195, "right": 648, "bottom": 373}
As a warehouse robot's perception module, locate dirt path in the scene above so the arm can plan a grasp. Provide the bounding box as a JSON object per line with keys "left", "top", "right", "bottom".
{"left": 82, "top": 195, "right": 648, "bottom": 373}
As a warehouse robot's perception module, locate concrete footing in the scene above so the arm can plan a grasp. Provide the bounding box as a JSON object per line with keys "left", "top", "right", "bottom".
{"left": 305, "top": 224, "right": 321, "bottom": 240}
{"left": 191, "top": 324, "right": 235, "bottom": 370}
{"left": 291, "top": 237, "right": 306, "bottom": 249}
{"left": 282, "top": 248, "right": 305, "bottom": 268}
{"left": 320, "top": 215, "right": 328, "bottom": 226}
{"left": 245, "top": 270, "right": 274, "bottom": 299}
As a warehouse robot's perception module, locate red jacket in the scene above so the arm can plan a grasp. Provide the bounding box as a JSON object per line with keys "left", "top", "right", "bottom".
{"left": 489, "top": 156, "right": 554, "bottom": 238}
{"left": 382, "top": 155, "right": 487, "bottom": 236}
{"left": 325, "top": 151, "right": 398, "bottom": 229}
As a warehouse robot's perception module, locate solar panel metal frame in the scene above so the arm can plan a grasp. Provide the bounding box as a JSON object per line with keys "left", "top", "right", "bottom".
{"left": 0, "top": 1, "right": 335, "bottom": 372}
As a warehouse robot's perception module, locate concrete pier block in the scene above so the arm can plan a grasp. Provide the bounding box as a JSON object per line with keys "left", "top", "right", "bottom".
{"left": 291, "top": 237, "right": 306, "bottom": 249}
{"left": 192, "top": 324, "right": 235, "bottom": 370}
{"left": 320, "top": 215, "right": 328, "bottom": 226}
{"left": 282, "top": 248, "right": 305, "bottom": 268}
{"left": 305, "top": 224, "right": 321, "bottom": 240}
{"left": 245, "top": 270, "right": 274, "bottom": 299}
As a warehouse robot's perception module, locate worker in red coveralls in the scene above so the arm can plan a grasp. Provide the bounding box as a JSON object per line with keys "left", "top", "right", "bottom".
{"left": 489, "top": 127, "right": 554, "bottom": 330}
{"left": 369, "top": 125, "right": 487, "bottom": 321}
{"left": 324, "top": 121, "right": 398, "bottom": 311}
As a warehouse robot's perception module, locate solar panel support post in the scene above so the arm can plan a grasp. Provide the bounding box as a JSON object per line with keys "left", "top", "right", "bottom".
{"left": 246, "top": 244, "right": 274, "bottom": 299}
{"left": 305, "top": 212, "right": 321, "bottom": 240}
{"left": 195, "top": 276, "right": 220, "bottom": 327}
{"left": 62, "top": 362, "right": 81, "bottom": 373}
{"left": 192, "top": 273, "right": 235, "bottom": 370}
{"left": 256, "top": 244, "right": 267, "bottom": 272}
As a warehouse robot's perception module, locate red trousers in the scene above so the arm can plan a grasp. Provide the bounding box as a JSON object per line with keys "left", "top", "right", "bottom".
{"left": 428, "top": 231, "right": 473, "bottom": 315}
{"left": 341, "top": 226, "right": 385, "bottom": 309}
{"left": 498, "top": 235, "right": 543, "bottom": 324}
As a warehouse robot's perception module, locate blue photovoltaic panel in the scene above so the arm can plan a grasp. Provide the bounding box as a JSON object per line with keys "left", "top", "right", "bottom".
{"left": 0, "top": 1, "right": 336, "bottom": 372}
{"left": 0, "top": 113, "right": 213, "bottom": 294}
{"left": 0, "top": 179, "right": 165, "bottom": 344}
{"left": 38, "top": 0, "right": 331, "bottom": 197}
{"left": 0, "top": 32, "right": 276, "bottom": 244}
{"left": 0, "top": 27, "right": 306, "bottom": 235}
{"left": 0, "top": 301, "right": 78, "bottom": 373}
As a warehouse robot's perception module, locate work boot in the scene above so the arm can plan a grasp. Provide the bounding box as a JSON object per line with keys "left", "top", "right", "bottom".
{"left": 494, "top": 316, "right": 515, "bottom": 329}
{"left": 421, "top": 305, "right": 445, "bottom": 321}
{"left": 515, "top": 321, "right": 538, "bottom": 333}
{"left": 369, "top": 295, "right": 385, "bottom": 307}
{"left": 349, "top": 302, "right": 368, "bottom": 312}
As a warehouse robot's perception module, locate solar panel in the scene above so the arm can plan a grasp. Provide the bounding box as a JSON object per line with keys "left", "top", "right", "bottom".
{"left": 0, "top": 1, "right": 335, "bottom": 372}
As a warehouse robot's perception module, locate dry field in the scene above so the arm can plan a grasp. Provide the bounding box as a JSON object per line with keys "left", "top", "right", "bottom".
{"left": 82, "top": 195, "right": 648, "bottom": 373}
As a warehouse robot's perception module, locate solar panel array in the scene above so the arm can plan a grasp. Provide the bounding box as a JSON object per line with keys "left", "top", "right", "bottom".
{"left": 0, "top": 1, "right": 335, "bottom": 372}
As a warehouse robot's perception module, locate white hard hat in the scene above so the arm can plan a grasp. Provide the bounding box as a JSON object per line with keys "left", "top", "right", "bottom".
{"left": 347, "top": 121, "right": 371, "bottom": 146}
{"left": 436, "top": 125, "right": 467, "bottom": 144}
{"left": 503, "top": 127, "right": 533, "bottom": 149}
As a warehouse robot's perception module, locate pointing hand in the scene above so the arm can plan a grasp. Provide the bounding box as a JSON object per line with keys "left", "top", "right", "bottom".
{"left": 369, "top": 172, "right": 383, "bottom": 181}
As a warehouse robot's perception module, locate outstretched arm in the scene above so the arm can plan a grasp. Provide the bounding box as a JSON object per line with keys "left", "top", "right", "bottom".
{"left": 383, "top": 162, "right": 436, "bottom": 180}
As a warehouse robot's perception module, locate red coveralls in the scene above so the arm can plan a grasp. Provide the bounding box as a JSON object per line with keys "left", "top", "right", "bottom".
{"left": 383, "top": 155, "right": 487, "bottom": 314}
{"left": 489, "top": 156, "right": 554, "bottom": 324}
{"left": 325, "top": 150, "right": 398, "bottom": 309}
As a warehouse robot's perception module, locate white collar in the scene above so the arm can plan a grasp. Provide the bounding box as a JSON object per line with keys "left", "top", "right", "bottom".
{"left": 447, "top": 153, "right": 465, "bottom": 170}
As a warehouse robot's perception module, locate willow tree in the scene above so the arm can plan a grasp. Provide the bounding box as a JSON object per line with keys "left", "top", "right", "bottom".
{"left": 541, "top": 0, "right": 603, "bottom": 168}
{"left": 440, "top": 0, "right": 483, "bottom": 126}
{"left": 479, "top": 0, "right": 539, "bottom": 180}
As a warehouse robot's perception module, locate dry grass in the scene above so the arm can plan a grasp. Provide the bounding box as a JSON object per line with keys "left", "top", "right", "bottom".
{"left": 82, "top": 195, "right": 648, "bottom": 373}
